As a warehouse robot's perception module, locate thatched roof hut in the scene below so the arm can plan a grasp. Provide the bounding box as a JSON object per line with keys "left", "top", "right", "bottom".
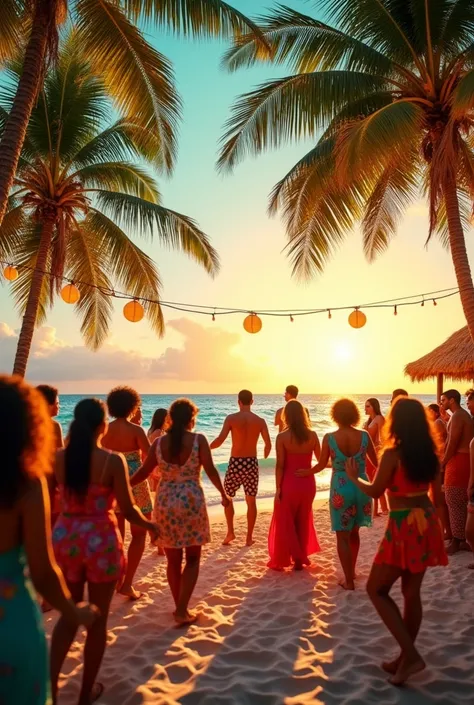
{"left": 405, "top": 326, "right": 474, "bottom": 397}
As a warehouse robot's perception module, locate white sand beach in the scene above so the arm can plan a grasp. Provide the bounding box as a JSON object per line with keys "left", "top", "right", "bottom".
{"left": 45, "top": 501, "right": 474, "bottom": 705}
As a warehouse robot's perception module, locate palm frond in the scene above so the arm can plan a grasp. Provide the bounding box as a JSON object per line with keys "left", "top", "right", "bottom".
{"left": 71, "top": 120, "right": 167, "bottom": 168}
{"left": 218, "top": 70, "right": 389, "bottom": 171}
{"left": 335, "top": 100, "right": 424, "bottom": 180}
{"left": 85, "top": 209, "right": 164, "bottom": 337}
{"left": 322, "top": 0, "right": 425, "bottom": 70}
{"left": 223, "top": 4, "right": 397, "bottom": 76}
{"left": 0, "top": 0, "right": 22, "bottom": 64}
{"left": 65, "top": 224, "right": 114, "bottom": 349}
{"left": 0, "top": 204, "right": 26, "bottom": 261}
{"left": 124, "top": 0, "right": 267, "bottom": 40}
{"left": 362, "top": 153, "right": 419, "bottom": 261}
{"left": 94, "top": 191, "right": 220, "bottom": 276}
{"left": 451, "top": 68, "right": 474, "bottom": 117}
{"left": 75, "top": 162, "right": 161, "bottom": 202}
{"left": 439, "top": 0, "right": 474, "bottom": 58}
{"left": 75, "top": 0, "right": 180, "bottom": 174}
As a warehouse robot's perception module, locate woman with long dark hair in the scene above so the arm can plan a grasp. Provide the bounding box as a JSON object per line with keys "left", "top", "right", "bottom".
{"left": 268, "top": 400, "right": 321, "bottom": 570}
{"left": 131, "top": 398, "right": 229, "bottom": 625}
{"left": 364, "top": 397, "right": 388, "bottom": 516}
{"left": 346, "top": 397, "right": 447, "bottom": 686}
{"left": 0, "top": 377, "right": 96, "bottom": 705}
{"left": 148, "top": 408, "right": 169, "bottom": 443}
{"left": 102, "top": 387, "right": 152, "bottom": 599}
{"left": 50, "top": 398, "right": 158, "bottom": 704}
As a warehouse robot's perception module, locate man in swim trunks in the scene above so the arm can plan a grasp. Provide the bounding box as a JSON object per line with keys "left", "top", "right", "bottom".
{"left": 441, "top": 389, "right": 474, "bottom": 555}
{"left": 274, "top": 385, "right": 310, "bottom": 432}
{"left": 211, "top": 390, "right": 271, "bottom": 546}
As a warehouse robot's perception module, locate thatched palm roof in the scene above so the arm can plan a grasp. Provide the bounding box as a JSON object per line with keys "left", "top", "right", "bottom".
{"left": 405, "top": 326, "right": 474, "bottom": 382}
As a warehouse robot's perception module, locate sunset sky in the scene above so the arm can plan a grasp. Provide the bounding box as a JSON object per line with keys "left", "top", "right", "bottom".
{"left": 0, "top": 0, "right": 471, "bottom": 394}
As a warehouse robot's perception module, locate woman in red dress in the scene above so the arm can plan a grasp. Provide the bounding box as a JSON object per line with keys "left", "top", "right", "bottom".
{"left": 268, "top": 400, "right": 321, "bottom": 570}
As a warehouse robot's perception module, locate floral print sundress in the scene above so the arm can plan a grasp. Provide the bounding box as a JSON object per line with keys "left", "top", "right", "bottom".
{"left": 154, "top": 434, "right": 211, "bottom": 549}
{"left": 329, "top": 431, "right": 373, "bottom": 531}
{"left": 0, "top": 545, "right": 49, "bottom": 704}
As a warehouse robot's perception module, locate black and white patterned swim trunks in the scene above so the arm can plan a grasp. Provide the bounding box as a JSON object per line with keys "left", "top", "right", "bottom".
{"left": 224, "top": 457, "right": 259, "bottom": 497}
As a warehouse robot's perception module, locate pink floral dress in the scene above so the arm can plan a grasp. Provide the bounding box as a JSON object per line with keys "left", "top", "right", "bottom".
{"left": 154, "top": 434, "right": 211, "bottom": 549}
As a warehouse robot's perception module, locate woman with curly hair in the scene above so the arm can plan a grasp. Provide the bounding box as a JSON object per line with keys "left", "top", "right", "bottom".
{"left": 102, "top": 387, "right": 151, "bottom": 599}
{"left": 0, "top": 376, "right": 97, "bottom": 705}
{"left": 297, "top": 399, "right": 377, "bottom": 590}
{"left": 346, "top": 397, "right": 447, "bottom": 686}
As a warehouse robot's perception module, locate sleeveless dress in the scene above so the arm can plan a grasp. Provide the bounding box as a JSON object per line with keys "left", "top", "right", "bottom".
{"left": 329, "top": 432, "right": 373, "bottom": 531}
{"left": 53, "top": 484, "right": 125, "bottom": 583}
{"left": 267, "top": 450, "right": 320, "bottom": 570}
{"left": 153, "top": 435, "right": 210, "bottom": 549}
{"left": 121, "top": 450, "right": 152, "bottom": 515}
{"left": 0, "top": 545, "right": 49, "bottom": 704}
{"left": 375, "top": 464, "right": 448, "bottom": 572}
{"left": 365, "top": 417, "right": 381, "bottom": 481}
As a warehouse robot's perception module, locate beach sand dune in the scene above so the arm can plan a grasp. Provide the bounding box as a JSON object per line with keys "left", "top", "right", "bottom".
{"left": 45, "top": 504, "right": 474, "bottom": 704}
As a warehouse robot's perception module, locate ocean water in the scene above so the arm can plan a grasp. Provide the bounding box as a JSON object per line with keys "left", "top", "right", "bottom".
{"left": 57, "top": 393, "right": 437, "bottom": 506}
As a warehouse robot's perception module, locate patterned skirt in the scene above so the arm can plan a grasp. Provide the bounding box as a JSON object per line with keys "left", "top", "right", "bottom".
{"left": 154, "top": 478, "right": 210, "bottom": 549}
{"left": 375, "top": 506, "right": 448, "bottom": 573}
{"left": 330, "top": 470, "right": 373, "bottom": 531}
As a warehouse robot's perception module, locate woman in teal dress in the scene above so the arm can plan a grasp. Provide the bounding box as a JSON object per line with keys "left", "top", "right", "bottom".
{"left": 297, "top": 399, "right": 378, "bottom": 590}
{"left": 0, "top": 376, "right": 97, "bottom": 705}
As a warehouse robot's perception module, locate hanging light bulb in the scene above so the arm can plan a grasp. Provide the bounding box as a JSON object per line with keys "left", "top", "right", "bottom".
{"left": 60, "top": 282, "right": 81, "bottom": 304}
{"left": 243, "top": 313, "right": 262, "bottom": 334}
{"left": 3, "top": 265, "right": 18, "bottom": 281}
{"left": 123, "top": 299, "right": 144, "bottom": 322}
{"left": 328, "top": 309, "right": 332, "bottom": 319}
{"left": 433, "top": 299, "right": 437, "bottom": 306}
{"left": 290, "top": 315, "right": 294, "bottom": 323}
{"left": 421, "top": 298, "right": 425, "bottom": 307}
{"left": 212, "top": 313, "right": 215, "bottom": 322}
{"left": 394, "top": 305, "right": 398, "bottom": 316}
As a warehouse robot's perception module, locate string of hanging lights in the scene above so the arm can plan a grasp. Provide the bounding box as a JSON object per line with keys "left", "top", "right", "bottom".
{"left": 1, "top": 259, "right": 459, "bottom": 334}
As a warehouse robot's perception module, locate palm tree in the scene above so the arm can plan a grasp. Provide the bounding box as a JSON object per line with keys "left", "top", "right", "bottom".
{"left": 219, "top": 1, "right": 474, "bottom": 340}
{"left": 0, "top": 37, "right": 219, "bottom": 378}
{"left": 0, "top": 0, "right": 265, "bottom": 229}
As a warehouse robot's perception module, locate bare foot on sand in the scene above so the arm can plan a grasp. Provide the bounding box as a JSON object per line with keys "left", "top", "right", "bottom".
{"left": 245, "top": 538, "right": 255, "bottom": 547}
{"left": 118, "top": 586, "right": 142, "bottom": 600}
{"left": 222, "top": 533, "right": 235, "bottom": 546}
{"left": 338, "top": 578, "right": 355, "bottom": 591}
{"left": 389, "top": 656, "right": 426, "bottom": 686}
{"left": 174, "top": 610, "right": 199, "bottom": 626}
{"left": 382, "top": 655, "right": 401, "bottom": 675}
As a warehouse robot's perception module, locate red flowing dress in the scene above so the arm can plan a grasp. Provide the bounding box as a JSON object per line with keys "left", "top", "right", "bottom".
{"left": 268, "top": 451, "right": 320, "bottom": 570}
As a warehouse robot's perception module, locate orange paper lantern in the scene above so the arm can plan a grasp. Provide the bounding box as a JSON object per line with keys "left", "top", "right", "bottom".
{"left": 348, "top": 309, "right": 367, "bottom": 329}
{"left": 123, "top": 299, "right": 144, "bottom": 323}
{"left": 243, "top": 313, "right": 262, "bottom": 334}
{"left": 61, "top": 283, "right": 81, "bottom": 304}
{"left": 3, "top": 265, "right": 18, "bottom": 281}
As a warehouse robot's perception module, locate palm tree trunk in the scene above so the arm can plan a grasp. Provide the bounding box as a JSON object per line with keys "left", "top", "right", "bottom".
{"left": 443, "top": 175, "right": 474, "bottom": 343}
{"left": 0, "top": 0, "right": 57, "bottom": 227}
{"left": 12, "top": 217, "right": 55, "bottom": 378}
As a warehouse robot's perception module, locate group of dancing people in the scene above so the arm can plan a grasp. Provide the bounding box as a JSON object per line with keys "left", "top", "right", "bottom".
{"left": 1, "top": 377, "right": 473, "bottom": 705}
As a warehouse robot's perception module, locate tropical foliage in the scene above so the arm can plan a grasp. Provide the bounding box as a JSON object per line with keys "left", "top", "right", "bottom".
{"left": 0, "top": 37, "right": 219, "bottom": 377}
{"left": 0, "top": 0, "right": 265, "bottom": 227}
{"left": 219, "top": 0, "right": 474, "bottom": 340}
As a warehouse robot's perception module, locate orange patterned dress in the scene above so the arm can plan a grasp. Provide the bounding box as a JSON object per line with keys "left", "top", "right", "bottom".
{"left": 153, "top": 434, "right": 211, "bottom": 549}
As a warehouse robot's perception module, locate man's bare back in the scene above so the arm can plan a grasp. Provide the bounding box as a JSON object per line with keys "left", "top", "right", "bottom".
{"left": 211, "top": 410, "right": 271, "bottom": 458}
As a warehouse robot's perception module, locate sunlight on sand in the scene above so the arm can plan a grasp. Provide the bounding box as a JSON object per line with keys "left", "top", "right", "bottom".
{"left": 45, "top": 503, "right": 474, "bottom": 705}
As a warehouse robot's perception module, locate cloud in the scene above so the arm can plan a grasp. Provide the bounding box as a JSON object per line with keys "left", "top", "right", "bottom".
{"left": 0, "top": 318, "right": 267, "bottom": 389}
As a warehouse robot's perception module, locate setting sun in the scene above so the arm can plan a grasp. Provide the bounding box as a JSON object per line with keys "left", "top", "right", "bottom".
{"left": 333, "top": 342, "right": 353, "bottom": 363}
